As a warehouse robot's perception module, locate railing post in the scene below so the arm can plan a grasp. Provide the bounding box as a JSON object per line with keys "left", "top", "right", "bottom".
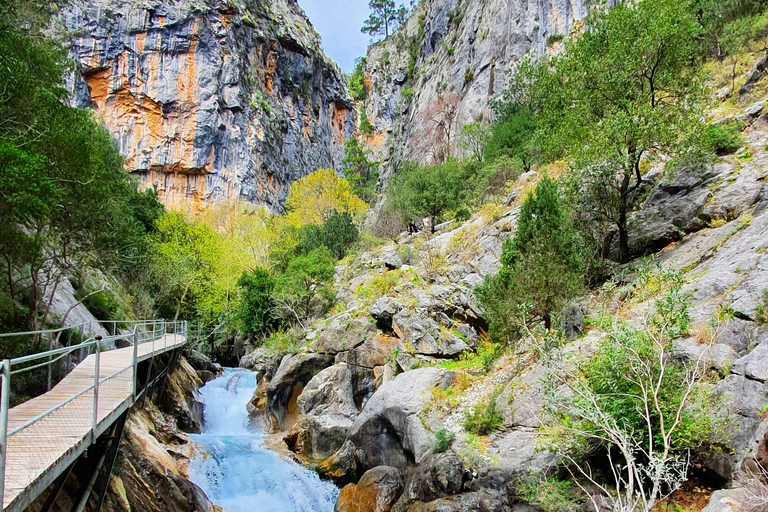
{"left": 46, "top": 334, "right": 52, "bottom": 392}
{"left": 132, "top": 329, "right": 139, "bottom": 401}
{"left": 92, "top": 337, "right": 101, "bottom": 442}
{"left": 0, "top": 359, "right": 11, "bottom": 509}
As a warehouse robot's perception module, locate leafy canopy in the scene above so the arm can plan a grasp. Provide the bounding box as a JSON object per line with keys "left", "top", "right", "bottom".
{"left": 284, "top": 168, "right": 368, "bottom": 227}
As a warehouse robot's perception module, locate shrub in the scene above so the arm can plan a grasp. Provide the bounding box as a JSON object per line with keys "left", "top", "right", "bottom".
{"left": 454, "top": 207, "right": 472, "bottom": 222}
{"left": 464, "top": 394, "right": 503, "bottom": 435}
{"left": 263, "top": 329, "right": 303, "bottom": 355}
{"left": 518, "top": 476, "right": 581, "bottom": 512}
{"left": 433, "top": 428, "right": 456, "bottom": 453}
{"left": 546, "top": 33, "right": 564, "bottom": 46}
{"left": 707, "top": 121, "right": 745, "bottom": 155}
{"left": 347, "top": 57, "right": 367, "bottom": 101}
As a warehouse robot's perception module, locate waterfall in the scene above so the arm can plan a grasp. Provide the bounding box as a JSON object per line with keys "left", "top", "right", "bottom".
{"left": 189, "top": 368, "right": 339, "bottom": 512}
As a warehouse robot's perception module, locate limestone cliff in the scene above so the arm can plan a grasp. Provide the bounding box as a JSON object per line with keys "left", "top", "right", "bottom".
{"left": 361, "top": 0, "right": 591, "bottom": 175}
{"left": 59, "top": 0, "right": 356, "bottom": 210}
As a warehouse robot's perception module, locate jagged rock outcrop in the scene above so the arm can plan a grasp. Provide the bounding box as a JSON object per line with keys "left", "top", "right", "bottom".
{"left": 59, "top": 0, "right": 356, "bottom": 210}
{"left": 361, "top": 0, "right": 595, "bottom": 174}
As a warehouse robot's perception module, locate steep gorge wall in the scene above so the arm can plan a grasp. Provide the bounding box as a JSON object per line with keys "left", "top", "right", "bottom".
{"left": 60, "top": 0, "right": 356, "bottom": 210}
{"left": 362, "top": 0, "right": 590, "bottom": 175}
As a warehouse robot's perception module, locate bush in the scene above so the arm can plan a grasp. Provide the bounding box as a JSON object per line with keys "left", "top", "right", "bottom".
{"left": 518, "top": 476, "right": 581, "bottom": 512}
{"left": 464, "top": 394, "right": 503, "bottom": 435}
{"left": 546, "top": 33, "right": 564, "bottom": 46}
{"left": 273, "top": 247, "right": 336, "bottom": 326}
{"left": 454, "top": 207, "right": 472, "bottom": 222}
{"left": 433, "top": 428, "right": 456, "bottom": 453}
{"left": 707, "top": 121, "right": 745, "bottom": 155}
{"left": 347, "top": 57, "right": 367, "bottom": 101}
{"left": 263, "top": 329, "right": 303, "bottom": 355}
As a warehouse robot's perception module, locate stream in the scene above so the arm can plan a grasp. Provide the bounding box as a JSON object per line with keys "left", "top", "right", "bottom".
{"left": 188, "top": 368, "right": 340, "bottom": 512}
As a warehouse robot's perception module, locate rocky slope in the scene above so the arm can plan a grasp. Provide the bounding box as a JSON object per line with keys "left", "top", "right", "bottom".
{"left": 243, "top": 54, "right": 768, "bottom": 511}
{"left": 361, "top": 0, "right": 596, "bottom": 175}
{"left": 58, "top": 0, "right": 356, "bottom": 210}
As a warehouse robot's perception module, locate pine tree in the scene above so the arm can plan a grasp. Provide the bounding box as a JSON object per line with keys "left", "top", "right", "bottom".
{"left": 477, "top": 177, "right": 583, "bottom": 340}
{"left": 361, "top": 0, "right": 408, "bottom": 39}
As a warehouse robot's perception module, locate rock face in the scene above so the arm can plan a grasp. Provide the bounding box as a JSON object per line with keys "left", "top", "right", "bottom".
{"left": 336, "top": 466, "right": 404, "bottom": 512}
{"left": 60, "top": 0, "right": 356, "bottom": 210}
{"left": 362, "top": 0, "right": 595, "bottom": 174}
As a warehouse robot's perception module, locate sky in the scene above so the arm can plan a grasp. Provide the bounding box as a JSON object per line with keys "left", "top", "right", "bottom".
{"left": 297, "top": 0, "right": 372, "bottom": 72}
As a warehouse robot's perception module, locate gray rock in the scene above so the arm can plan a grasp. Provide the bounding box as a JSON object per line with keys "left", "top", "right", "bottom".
{"left": 393, "top": 312, "right": 469, "bottom": 357}
{"left": 265, "top": 353, "right": 334, "bottom": 431}
{"left": 336, "top": 466, "right": 404, "bottom": 512}
{"left": 59, "top": 0, "right": 356, "bottom": 210}
{"left": 240, "top": 348, "right": 283, "bottom": 381}
{"left": 295, "top": 363, "right": 375, "bottom": 459}
{"left": 741, "top": 51, "right": 768, "bottom": 95}
{"left": 673, "top": 337, "right": 738, "bottom": 374}
{"left": 746, "top": 101, "right": 766, "bottom": 118}
{"left": 371, "top": 298, "right": 403, "bottom": 322}
{"left": 348, "top": 368, "right": 446, "bottom": 472}
{"left": 701, "top": 488, "right": 749, "bottom": 512}
{"left": 404, "top": 489, "right": 512, "bottom": 512}
{"left": 186, "top": 349, "right": 222, "bottom": 382}
{"left": 562, "top": 303, "right": 584, "bottom": 340}
{"left": 707, "top": 375, "right": 768, "bottom": 479}
{"left": 732, "top": 335, "right": 768, "bottom": 382}
{"left": 398, "top": 452, "right": 469, "bottom": 505}
{"left": 312, "top": 316, "right": 379, "bottom": 355}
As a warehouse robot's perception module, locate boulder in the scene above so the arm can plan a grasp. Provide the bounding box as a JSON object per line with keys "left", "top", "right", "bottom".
{"left": 701, "top": 489, "right": 750, "bottom": 512}
{"left": 740, "top": 51, "right": 768, "bottom": 95}
{"left": 239, "top": 347, "right": 283, "bottom": 381}
{"left": 185, "top": 349, "right": 222, "bottom": 383}
{"left": 335, "top": 466, "right": 404, "bottom": 512}
{"left": 336, "top": 334, "right": 400, "bottom": 369}
{"left": 318, "top": 439, "right": 361, "bottom": 485}
{"left": 673, "top": 338, "right": 738, "bottom": 375}
{"left": 404, "top": 489, "right": 512, "bottom": 512}
{"left": 348, "top": 368, "right": 446, "bottom": 472}
{"left": 294, "top": 363, "right": 375, "bottom": 459}
{"left": 397, "top": 452, "right": 469, "bottom": 506}
{"left": 265, "top": 353, "right": 334, "bottom": 432}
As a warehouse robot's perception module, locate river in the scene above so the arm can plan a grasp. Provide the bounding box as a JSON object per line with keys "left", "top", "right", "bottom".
{"left": 188, "top": 368, "right": 340, "bottom": 512}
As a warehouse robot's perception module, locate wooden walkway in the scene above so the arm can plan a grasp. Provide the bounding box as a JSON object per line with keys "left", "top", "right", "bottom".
{"left": 2, "top": 333, "right": 185, "bottom": 512}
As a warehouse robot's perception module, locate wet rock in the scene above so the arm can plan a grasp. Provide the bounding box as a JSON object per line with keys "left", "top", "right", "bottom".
{"left": 318, "top": 439, "right": 361, "bottom": 485}
{"left": 265, "top": 353, "right": 334, "bottom": 432}
{"left": 336, "top": 466, "right": 404, "bottom": 512}
{"left": 186, "top": 349, "right": 222, "bottom": 383}
{"left": 159, "top": 358, "right": 205, "bottom": 433}
{"left": 239, "top": 347, "right": 283, "bottom": 380}
{"left": 347, "top": 368, "right": 446, "bottom": 472}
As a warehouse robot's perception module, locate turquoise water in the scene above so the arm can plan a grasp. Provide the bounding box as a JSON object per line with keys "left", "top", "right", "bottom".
{"left": 188, "top": 368, "right": 339, "bottom": 512}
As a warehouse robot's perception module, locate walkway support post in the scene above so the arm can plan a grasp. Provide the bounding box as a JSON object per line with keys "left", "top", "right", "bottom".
{"left": 132, "top": 329, "right": 139, "bottom": 401}
{"left": 0, "top": 359, "right": 11, "bottom": 509}
{"left": 92, "top": 337, "right": 101, "bottom": 442}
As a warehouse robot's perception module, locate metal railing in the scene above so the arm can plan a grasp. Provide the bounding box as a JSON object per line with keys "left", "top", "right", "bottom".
{"left": 0, "top": 319, "right": 187, "bottom": 509}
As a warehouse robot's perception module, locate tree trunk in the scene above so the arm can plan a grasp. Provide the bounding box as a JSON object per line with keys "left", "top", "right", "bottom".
{"left": 618, "top": 213, "right": 630, "bottom": 264}
{"left": 430, "top": 216, "right": 436, "bottom": 233}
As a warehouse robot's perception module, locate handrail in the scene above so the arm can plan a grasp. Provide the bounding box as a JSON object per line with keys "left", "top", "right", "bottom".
{"left": 0, "top": 319, "right": 188, "bottom": 510}
{"left": 0, "top": 319, "right": 165, "bottom": 339}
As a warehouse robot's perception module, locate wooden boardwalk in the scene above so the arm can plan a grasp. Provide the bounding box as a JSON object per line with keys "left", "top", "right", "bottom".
{"left": 2, "top": 333, "right": 185, "bottom": 512}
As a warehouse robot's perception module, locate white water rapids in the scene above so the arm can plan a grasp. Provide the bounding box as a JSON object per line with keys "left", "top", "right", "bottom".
{"left": 189, "top": 368, "right": 340, "bottom": 512}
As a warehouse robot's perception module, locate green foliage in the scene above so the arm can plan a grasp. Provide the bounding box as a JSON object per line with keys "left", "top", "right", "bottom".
{"left": 518, "top": 0, "right": 708, "bottom": 262}
{"left": 433, "top": 428, "right": 456, "bottom": 453}
{"left": 343, "top": 137, "right": 379, "bottom": 201}
{"left": 262, "top": 329, "right": 303, "bottom": 355}
{"left": 348, "top": 57, "right": 367, "bottom": 101}
{"left": 546, "top": 33, "right": 564, "bottom": 46}
{"left": 518, "top": 476, "right": 581, "bottom": 512}
{"left": 318, "top": 210, "right": 360, "bottom": 260}
{"left": 707, "top": 121, "right": 746, "bottom": 155}
{"left": 387, "top": 160, "right": 464, "bottom": 232}
{"left": 464, "top": 394, "right": 503, "bottom": 435}
{"left": 484, "top": 104, "right": 537, "bottom": 172}
{"left": 477, "top": 177, "right": 583, "bottom": 341}
{"left": 361, "top": 0, "right": 408, "bottom": 39}
{"left": 237, "top": 268, "right": 277, "bottom": 340}
{"left": 360, "top": 104, "right": 374, "bottom": 135}
{"left": 273, "top": 247, "right": 336, "bottom": 326}
{"left": 0, "top": 9, "right": 163, "bottom": 334}
{"left": 694, "top": 0, "right": 768, "bottom": 58}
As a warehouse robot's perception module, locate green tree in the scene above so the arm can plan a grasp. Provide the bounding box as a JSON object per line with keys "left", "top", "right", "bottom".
{"left": 0, "top": 12, "right": 162, "bottom": 333}
{"left": 237, "top": 268, "right": 277, "bottom": 341}
{"left": 477, "top": 177, "right": 582, "bottom": 338}
{"left": 519, "top": 0, "right": 706, "bottom": 263}
{"left": 485, "top": 105, "right": 538, "bottom": 172}
{"left": 389, "top": 160, "right": 463, "bottom": 233}
{"left": 342, "top": 137, "right": 379, "bottom": 201}
{"left": 347, "top": 57, "right": 368, "bottom": 101}
{"left": 362, "top": 0, "right": 408, "bottom": 39}
{"left": 273, "top": 247, "right": 336, "bottom": 328}
{"left": 319, "top": 210, "right": 359, "bottom": 260}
